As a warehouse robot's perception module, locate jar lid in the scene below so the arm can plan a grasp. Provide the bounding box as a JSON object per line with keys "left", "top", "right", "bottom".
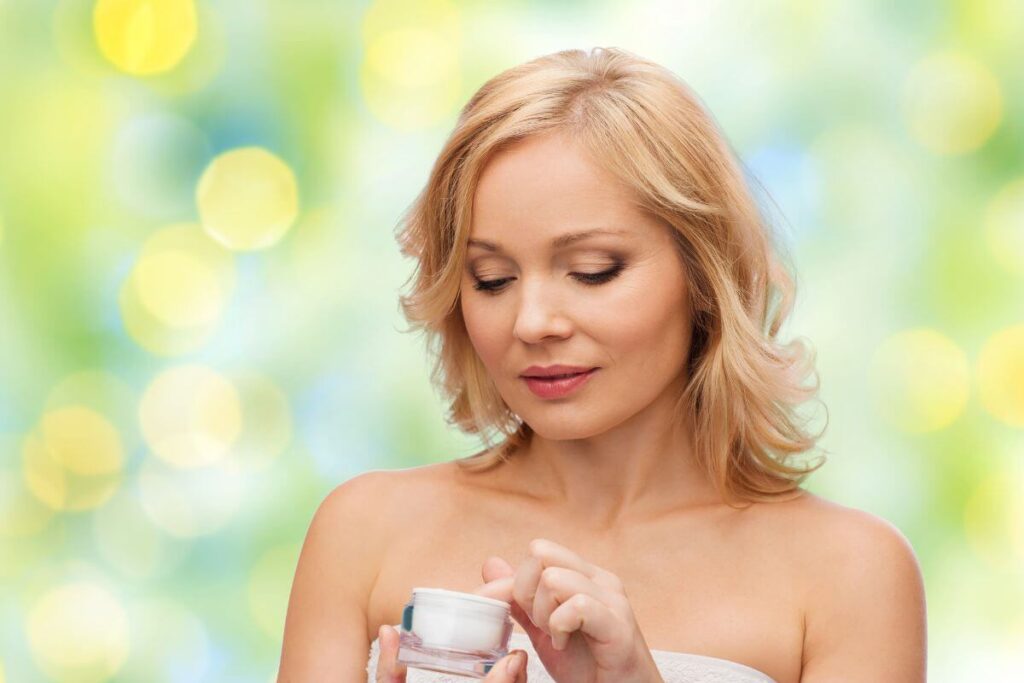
{"left": 412, "top": 587, "right": 510, "bottom": 612}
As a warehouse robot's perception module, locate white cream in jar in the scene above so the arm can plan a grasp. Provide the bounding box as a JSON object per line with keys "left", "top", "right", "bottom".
{"left": 396, "top": 587, "right": 514, "bottom": 678}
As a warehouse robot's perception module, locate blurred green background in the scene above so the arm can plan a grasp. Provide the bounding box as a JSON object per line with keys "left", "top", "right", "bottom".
{"left": 1, "top": 0, "right": 1022, "bottom": 681}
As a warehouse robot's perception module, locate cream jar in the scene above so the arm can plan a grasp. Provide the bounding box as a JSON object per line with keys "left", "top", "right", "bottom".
{"left": 396, "top": 587, "right": 514, "bottom": 678}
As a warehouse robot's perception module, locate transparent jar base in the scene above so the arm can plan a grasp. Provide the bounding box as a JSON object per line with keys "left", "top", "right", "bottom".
{"left": 397, "top": 629, "right": 507, "bottom": 679}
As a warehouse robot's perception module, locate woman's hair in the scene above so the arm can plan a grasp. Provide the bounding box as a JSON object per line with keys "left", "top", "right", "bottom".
{"left": 394, "top": 46, "right": 828, "bottom": 508}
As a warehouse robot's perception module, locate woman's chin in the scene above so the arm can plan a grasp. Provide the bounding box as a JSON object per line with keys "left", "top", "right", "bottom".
{"left": 523, "top": 419, "right": 605, "bottom": 442}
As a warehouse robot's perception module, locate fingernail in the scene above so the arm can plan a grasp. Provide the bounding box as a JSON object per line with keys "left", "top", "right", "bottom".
{"left": 506, "top": 652, "right": 523, "bottom": 677}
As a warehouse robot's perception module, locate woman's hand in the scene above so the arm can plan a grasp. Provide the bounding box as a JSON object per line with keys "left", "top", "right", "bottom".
{"left": 374, "top": 623, "right": 528, "bottom": 682}
{"left": 475, "top": 539, "right": 663, "bottom": 683}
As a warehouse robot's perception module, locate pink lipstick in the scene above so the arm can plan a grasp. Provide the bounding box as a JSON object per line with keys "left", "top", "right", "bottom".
{"left": 521, "top": 367, "right": 598, "bottom": 399}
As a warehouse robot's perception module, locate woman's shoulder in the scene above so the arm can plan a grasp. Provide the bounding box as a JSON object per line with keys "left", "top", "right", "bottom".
{"left": 339, "top": 460, "right": 466, "bottom": 493}
{"left": 767, "top": 490, "right": 916, "bottom": 551}
{"left": 789, "top": 494, "right": 927, "bottom": 676}
{"left": 750, "top": 489, "right": 919, "bottom": 572}
{"left": 764, "top": 491, "right": 926, "bottom": 673}
{"left": 322, "top": 460, "right": 468, "bottom": 526}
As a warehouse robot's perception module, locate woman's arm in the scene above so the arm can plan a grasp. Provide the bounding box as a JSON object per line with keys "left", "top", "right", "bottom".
{"left": 799, "top": 508, "right": 928, "bottom": 682}
{"left": 277, "top": 471, "right": 391, "bottom": 681}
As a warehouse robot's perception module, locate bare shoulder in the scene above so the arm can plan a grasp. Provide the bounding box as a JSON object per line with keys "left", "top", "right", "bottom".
{"left": 781, "top": 491, "right": 924, "bottom": 579}
{"left": 318, "top": 461, "right": 459, "bottom": 540}
{"left": 782, "top": 491, "right": 928, "bottom": 682}
{"left": 320, "top": 461, "right": 465, "bottom": 572}
{"left": 311, "top": 468, "right": 407, "bottom": 545}
{"left": 335, "top": 459, "right": 460, "bottom": 498}
{"left": 277, "top": 463, "right": 454, "bottom": 680}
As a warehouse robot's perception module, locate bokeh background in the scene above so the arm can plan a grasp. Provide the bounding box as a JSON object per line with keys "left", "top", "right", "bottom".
{"left": 1, "top": 0, "right": 1022, "bottom": 681}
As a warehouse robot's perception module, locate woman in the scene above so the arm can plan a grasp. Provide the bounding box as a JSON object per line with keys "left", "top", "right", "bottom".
{"left": 277, "top": 47, "right": 927, "bottom": 682}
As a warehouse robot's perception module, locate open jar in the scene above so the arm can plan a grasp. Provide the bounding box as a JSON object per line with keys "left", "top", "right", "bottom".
{"left": 396, "top": 587, "right": 514, "bottom": 678}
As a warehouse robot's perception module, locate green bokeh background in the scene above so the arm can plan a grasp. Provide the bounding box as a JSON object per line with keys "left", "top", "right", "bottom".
{"left": 1, "top": 0, "right": 1022, "bottom": 681}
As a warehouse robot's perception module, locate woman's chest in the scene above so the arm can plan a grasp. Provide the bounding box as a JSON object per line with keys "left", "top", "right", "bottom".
{"left": 366, "top": 510, "right": 805, "bottom": 683}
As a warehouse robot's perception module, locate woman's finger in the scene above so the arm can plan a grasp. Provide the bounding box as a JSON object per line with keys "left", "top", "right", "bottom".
{"left": 511, "top": 554, "right": 544, "bottom": 628}
{"left": 513, "top": 538, "right": 611, "bottom": 635}
{"left": 474, "top": 572, "right": 515, "bottom": 603}
{"left": 480, "top": 555, "right": 554, "bottom": 658}
{"left": 375, "top": 625, "right": 407, "bottom": 683}
{"left": 531, "top": 565, "right": 618, "bottom": 639}
{"left": 547, "top": 592, "right": 621, "bottom": 651}
{"left": 528, "top": 539, "right": 601, "bottom": 580}
{"left": 485, "top": 650, "right": 528, "bottom": 682}
{"left": 479, "top": 558, "right": 546, "bottom": 639}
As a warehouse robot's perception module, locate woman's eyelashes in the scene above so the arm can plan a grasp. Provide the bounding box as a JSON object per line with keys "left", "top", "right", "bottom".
{"left": 471, "top": 263, "right": 625, "bottom": 294}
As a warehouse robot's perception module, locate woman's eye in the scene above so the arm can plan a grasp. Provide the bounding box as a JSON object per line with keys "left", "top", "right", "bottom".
{"left": 574, "top": 265, "right": 624, "bottom": 285}
{"left": 472, "top": 277, "right": 513, "bottom": 293}
{"left": 472, "top": 264, "right": 624, "bottom": 295}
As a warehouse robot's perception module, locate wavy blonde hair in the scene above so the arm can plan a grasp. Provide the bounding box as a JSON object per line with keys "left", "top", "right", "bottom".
{"left": 395, "top": 47, "right": 828, "bottom": 507}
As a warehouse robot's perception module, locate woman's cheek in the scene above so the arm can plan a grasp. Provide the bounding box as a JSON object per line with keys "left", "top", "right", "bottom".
{"left": 464, "top": 304, "right": 508, "bottom": 369}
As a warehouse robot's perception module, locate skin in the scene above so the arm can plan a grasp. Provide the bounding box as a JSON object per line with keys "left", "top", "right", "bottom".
{"left": 376, "top": 128, "right": 681, "bottom": 681}
{"left": 277, "top": 128, "right": 927, "bottom": 682}
{"left": 376, "top": 129, "right": 765, "bottom": 681}
{"left": 459, "top": 128, "right": 719, "bottom": 528}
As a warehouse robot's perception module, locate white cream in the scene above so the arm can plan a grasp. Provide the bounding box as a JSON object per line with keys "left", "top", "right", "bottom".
{"left": 412, "top": 588, "right": 509, "bottom": 650}
{"left": 397, "top": 587, "right": 514, "bottom": 678}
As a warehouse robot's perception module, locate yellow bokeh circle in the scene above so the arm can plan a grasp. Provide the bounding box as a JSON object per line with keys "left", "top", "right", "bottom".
{"left": 869, "top": 328, "right": 970, "bottom": 433}
{"left": 248, "top": 543, "right": 302, "bottom": 640}
{"left": 22, "top": 407, "right": 125, "bottom": 512}
{"left": 977, "top": 324, "right": 1024, "bottom": 427}
{"left": 196, "top": 147, "right": 300, "bottom": 250}
{"left": 0, "top": 434, "right": 55, "bottom": 538}
{"left": 365, "top": 26, "right": 459, "bottom": 89}
{"left": 40, "top": 406, "right": 124, "bottom": 477}
{"left": 119, "top": 222, "right": 236, "bottom": 357}
{"left": 139, "top": 364, "right": 242, "bottom": 468}
{"left": 903, "top": 52, "right": 1003, "bottom": 155}
{"left": 359, "top": 0, "right": 463, "bottom": 130}
{"left": 44, "top": 370, "right": 137, "bottom": 432}
{"left": 134, "top": 248, "right": 227, "bottom": 327}
{"left": 27, "top": 581, "right": 130, "bottom": 682}
{"left": 963, "top": 469, "right": 1024, "bottom": 571}
{"left": 984, "top": 178, "right": 1024, "bottom": 277}
{"left": 93, "top": 0, "right": 198, "bottom": 75}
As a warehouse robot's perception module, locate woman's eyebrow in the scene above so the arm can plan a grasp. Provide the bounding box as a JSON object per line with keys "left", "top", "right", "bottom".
{"left": 467, "top": 228, "right": 630, "bottom": 252}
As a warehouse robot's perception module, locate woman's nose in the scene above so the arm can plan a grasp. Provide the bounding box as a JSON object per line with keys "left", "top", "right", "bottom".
{"left": 511, "top": 280, "right": 573, "bottom": 343}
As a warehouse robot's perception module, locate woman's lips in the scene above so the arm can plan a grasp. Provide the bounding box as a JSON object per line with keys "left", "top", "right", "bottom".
{"left": 522, "top": 368, "right": 598, "bottom": 399}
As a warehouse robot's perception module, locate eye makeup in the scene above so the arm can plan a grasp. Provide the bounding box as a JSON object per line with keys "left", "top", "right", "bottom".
{"left": 471, "top": 261, "right": 626, "bottom": 294}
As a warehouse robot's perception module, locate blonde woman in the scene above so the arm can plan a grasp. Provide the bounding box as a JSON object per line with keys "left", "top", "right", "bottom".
{"left": 277, "top": 47, "right": 927, "bottom": 683}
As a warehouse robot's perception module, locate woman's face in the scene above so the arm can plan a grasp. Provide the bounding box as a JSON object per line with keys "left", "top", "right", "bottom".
{"left": 460, "top": 129, "right": 694, "bottom": 440}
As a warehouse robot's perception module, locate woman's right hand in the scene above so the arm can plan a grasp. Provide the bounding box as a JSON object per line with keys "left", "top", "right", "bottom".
{"left": 374, "top": 624, "right": 528, "bottom": 682}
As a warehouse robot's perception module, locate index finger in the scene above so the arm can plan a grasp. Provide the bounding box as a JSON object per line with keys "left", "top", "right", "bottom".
{"left": 527, "top": 538, "right": 600, "bottom": 579}
{"left": 514, "top": 538, "right": 617, "bottom": 628}
{"left": 473, "top": 574, "right": 515, "bottom": 602}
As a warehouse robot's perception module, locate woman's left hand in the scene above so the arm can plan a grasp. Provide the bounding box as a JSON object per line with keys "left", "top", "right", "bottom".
{"left": 476, "top": 539, "right": 664, "bottom": 683}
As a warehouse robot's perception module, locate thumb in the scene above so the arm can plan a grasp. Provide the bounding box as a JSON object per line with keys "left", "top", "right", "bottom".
{"left": 487, "top": 649, "right": 527, "bottom": 682}
{"left": 377, "top": 625, "right": 407, "bottom": 682}
{"left": 509, "top": 650, "right": 529, "bottom": 681}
